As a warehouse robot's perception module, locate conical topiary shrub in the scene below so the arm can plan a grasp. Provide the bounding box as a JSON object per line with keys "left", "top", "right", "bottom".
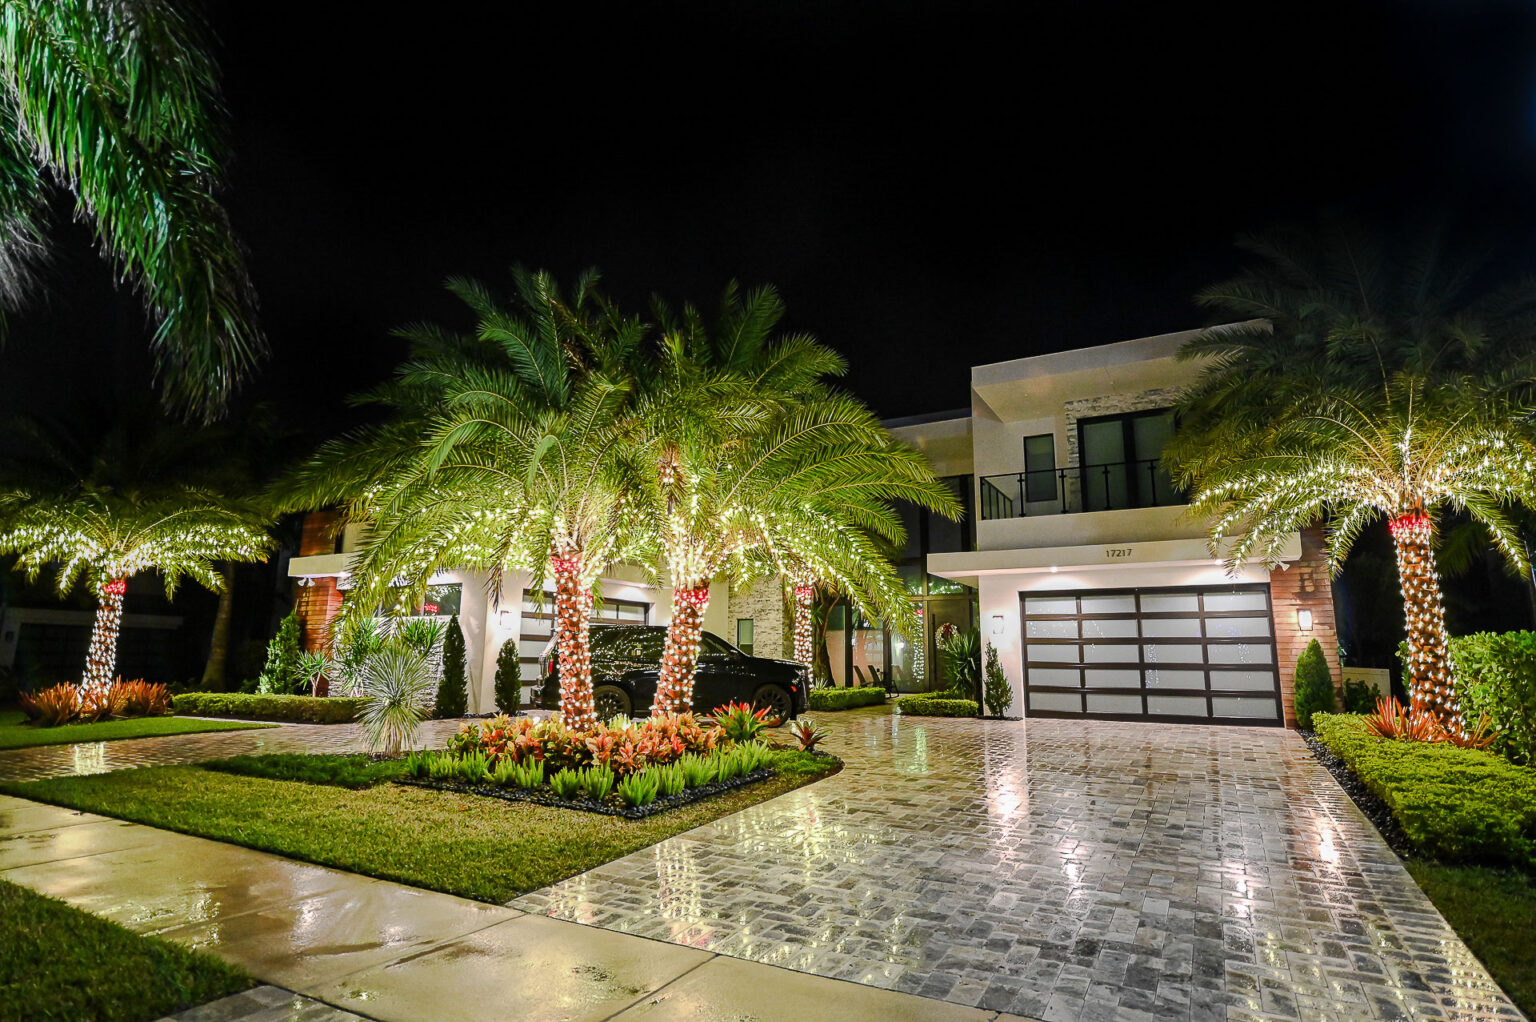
{"left": 1293, "top": 638, "right": 1336, "bottom": 730}
{"left": 433, "top": 615, "right": 468, "bottom": 719}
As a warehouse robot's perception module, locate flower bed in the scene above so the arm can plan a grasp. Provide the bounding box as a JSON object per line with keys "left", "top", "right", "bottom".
{"left": 807, "top": 686, "right": 887, "bottom": 711}
{"left": 1313, "top": 712, "right": 1536, "bottom": 869}
{"left": 398, "top": 763, "right": 778, "bottom": 819}
{"left": 894, "top": 695, "right": 977, "bottom": 717}
{"left": 172, "top": 692, "right": 367, "bottom": 724}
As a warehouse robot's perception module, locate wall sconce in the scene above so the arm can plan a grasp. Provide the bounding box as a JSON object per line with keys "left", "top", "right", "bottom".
{"left": 1297, "top": 608, "right": 1313, "bottom": 632}
{"left": 990, "top": 614, "right": 1005, "bottom": 637}
{"left": 498, "top": 609, "right": 513, "bottom": 630}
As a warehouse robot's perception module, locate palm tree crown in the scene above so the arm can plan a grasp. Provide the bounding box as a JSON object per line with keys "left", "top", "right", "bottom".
{"left": 0, "top": 1, "right": 262, "bottom": 417}
{"left": 1167, "top": 222, "right": 1536, "bottom": 727}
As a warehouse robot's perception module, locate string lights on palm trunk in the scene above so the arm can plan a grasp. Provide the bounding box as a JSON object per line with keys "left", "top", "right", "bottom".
{"left": 655, "top": 583, "right": 709, "bottom": 715}
{"left": 551, "top": 543, "right": 596, "bottom": 729}
{"left": 792, "top": 584, "right": 814, "bottom": 667}
{"left": 83, "top": 577, "right": 127, "bottom": 698}
{"left": 1388, "top": 510, "right": 1460, "bottom": 731}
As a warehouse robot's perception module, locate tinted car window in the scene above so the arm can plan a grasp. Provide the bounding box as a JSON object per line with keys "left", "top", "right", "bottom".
{"left": 593, "top": 627, "right": 666, "bottom": 658}
{"left": 700, "top": 633, "right": 735, "bottom": 656}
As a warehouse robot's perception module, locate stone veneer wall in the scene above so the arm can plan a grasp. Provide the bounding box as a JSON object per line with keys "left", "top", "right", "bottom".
{"left": 1268, "top": 526, "right": 1342, "bottom": 728}
{"left": 1060, "top": 386, "right": 1186, "bottom": 510}
{"left": 295, "top": 511, "right": 343, "bottom": 653}
{"left": 727, "top": 578, "right": 792, "bottom": 660}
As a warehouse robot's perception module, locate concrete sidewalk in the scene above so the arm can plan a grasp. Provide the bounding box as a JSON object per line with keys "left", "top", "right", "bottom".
{"left": 0, "top": 793, "right": 1037, "bottom": 1022}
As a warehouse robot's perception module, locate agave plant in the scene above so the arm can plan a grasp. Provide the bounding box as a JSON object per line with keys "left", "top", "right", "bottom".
{"left": 359, "top": 648, "right": 436, "bottom": 756}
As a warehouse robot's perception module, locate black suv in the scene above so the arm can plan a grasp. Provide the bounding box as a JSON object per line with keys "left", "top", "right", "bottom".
{"left": 539, "top": 624, "right": 809, "bottom": 721}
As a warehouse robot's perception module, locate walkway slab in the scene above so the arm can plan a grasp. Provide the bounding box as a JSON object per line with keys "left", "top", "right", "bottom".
{"left": 609, "top": 954, "right": 1001, "bottom": 1021}
{"left": 312, "top": 915, "right": 713, "bottom": 1022}
{"left": 515, "top": 709, "right": 1524, "bottom": 1021}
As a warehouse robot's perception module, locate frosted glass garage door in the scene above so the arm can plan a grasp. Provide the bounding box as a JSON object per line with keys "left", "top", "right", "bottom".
{"left": 1020, "top": 586, "right": 1282, "bottom": 724}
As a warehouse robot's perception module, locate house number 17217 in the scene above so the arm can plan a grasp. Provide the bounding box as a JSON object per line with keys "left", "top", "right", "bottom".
{"left": 1104, "top": 547, "right": 1133, "bottom": 559}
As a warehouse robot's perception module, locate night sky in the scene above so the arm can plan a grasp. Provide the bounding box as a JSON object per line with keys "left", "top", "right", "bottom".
{"left": 6, "top": 0, "right": 1536, "bottom": 428}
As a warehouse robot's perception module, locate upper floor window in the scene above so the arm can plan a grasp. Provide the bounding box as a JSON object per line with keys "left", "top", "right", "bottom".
{"left": 1023, "top": 434, "right": 1056, "bottom": 503}
{"left": 1076, "top": 409, "right": 1179, "bottom": 512}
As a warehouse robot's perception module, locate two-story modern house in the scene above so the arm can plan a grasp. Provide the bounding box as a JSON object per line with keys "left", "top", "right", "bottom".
{"left": 896, "top": 328, "right": 1339, "bottom": 728}
{"left": 285, "top": 326, "right": 1337, "bottom": 727}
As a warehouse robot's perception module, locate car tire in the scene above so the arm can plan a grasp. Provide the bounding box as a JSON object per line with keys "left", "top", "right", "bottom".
{"left": 752, "top": 683, "right": 793, "bottom": 723}
{"left": 593, "top": 684, "right": 633, "bottom": 721}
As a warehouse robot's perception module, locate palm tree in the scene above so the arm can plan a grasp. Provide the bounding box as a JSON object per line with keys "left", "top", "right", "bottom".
{"left": 276, "top": 269, "right": 645, "bottom": 729}
{"left": 636, "top": 285, "right": 961, "bottom": 713}
{"left": 1166, "top": 222, "right": 1536, "bottom": 731}
{"left": 0, "top": 488, "right": 270, "bottom": 694}
{"left": 0, "top": 1, "right": 261, "bottom": 418}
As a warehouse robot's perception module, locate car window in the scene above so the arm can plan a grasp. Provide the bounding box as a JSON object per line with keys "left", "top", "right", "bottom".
{"left": 594, "top": 627, "right": 665, "bottom": 659}
{"left": 700, "top": 632, "right": 735, "bottom": 656}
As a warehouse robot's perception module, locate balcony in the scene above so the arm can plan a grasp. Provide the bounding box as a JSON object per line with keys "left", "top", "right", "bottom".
{"left": 979, "top": 459, "right": 1185, "bottom": 520}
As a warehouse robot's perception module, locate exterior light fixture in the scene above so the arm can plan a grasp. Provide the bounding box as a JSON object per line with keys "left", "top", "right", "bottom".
{"left": 499, "top": 609, "right": 513, "bottom": 629}
{"left": 990, "top": 614, "right": 1005, "bottom": 637}
{"left": 1049, "top": 565, "right": 1059, "bottom": 573}
{"left": 1297, "top": 609, "right": 1314, "bottom": 632}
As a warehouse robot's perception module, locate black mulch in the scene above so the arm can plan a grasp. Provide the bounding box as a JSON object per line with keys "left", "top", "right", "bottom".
{"left": 1302, "top": 730, "right": 1416, "bottom": 859}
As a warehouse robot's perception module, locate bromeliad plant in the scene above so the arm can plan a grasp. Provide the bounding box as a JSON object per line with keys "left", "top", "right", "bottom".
{"left": 708, "top": 701, "right": 774, "bottom": 741}
{"left": 1168, "top": 221, "right": 1536, "bottom": 733}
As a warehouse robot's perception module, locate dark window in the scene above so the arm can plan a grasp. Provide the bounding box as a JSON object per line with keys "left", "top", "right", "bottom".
{"left": 1023, "top": 434, "right": 1057, "bottom": 503}
{"left": 1076, "top": 409, "right": 1179, "bottom": 512}
{"left": 926, "top": 476, "right": 969, "bottom": 553}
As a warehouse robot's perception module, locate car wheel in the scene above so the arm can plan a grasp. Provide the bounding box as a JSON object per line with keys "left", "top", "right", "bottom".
{"left": 752, "top": 684, "right": 793, "bottom": 724}
{"left": 593, "top": 684, "right": 632, "bottom": 721}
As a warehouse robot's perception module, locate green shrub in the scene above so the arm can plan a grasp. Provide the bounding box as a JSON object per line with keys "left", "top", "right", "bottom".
{"left": 893, "top": 695, "right": 978, "bottom": 717}
{"left": 1293, "top": 638, "right": 1336, "bottom": 730}
{"left": 1451, "top": 631, "right": 1536, "bottom": 765}
{"left": 678, "top": 753, "right": 716, "bottom": 788}
{"left": 203, "top": 753, "right": 405, "bottom": 789}
{"left": 652, "top": 763, "right": 686, "bottom": 798}
{"left": 494, "top": 639, "right": 522, "bottom": 713}
{"left": 983, "top": 643, "right": 1012, "bottom": 717}
{"left": 1314, "top": 713, "right": 1536, "bottom": 869}
{"left": 434, "top": 615, "right": 469, "bottom": 719}
{"left": 256, "top": 610, "right": 304, "bottom": 694}
{"left": 172, "top": 693, "right": 367, "bottom": 723}
{"left": 578, "top": 765, "right": 615, "bottom": 801}
{"left": 807, "top": 686, "right": 887, "bottom": 711}
{"left": 937, "top": 627, "right": 981, "bottom": 701}
{"left": 510, "top": 759, "right": 544, "bottom": 790}
{"left": 1342, "top": 675, "right": 1380, "bottom": 714}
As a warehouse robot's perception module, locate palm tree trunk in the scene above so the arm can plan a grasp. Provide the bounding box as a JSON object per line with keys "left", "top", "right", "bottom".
{"left": 1388, "top": 510, "right": 1460, "bottom": 729}
{"left": 552, "top": 544, "right": 596, "bottom": 729}
{"left": 83, "top": 578, "right": 127, "bottom": 697}
{"left": 200, "top": 562, "right": 234, "bottom": 691}
{"left": 655, "top": 582, "right": 710, "bottom": 715}
{"left": 792, "top": 584, "right": 814, "bottom": 665}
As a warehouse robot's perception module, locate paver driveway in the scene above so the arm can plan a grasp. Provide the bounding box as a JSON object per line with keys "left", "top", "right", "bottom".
{"left": 515, "top": 708, "right": 1521, "bottom": 1022}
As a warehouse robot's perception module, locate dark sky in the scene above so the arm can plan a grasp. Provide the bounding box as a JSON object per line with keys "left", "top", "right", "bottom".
{"left": 7, "top": 0, "right": 1536, "bottom": 428}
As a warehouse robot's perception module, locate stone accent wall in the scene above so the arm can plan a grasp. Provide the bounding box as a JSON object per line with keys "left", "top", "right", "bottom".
{"left": 1269, "top": 526, "right": 1342, "bottom": 728}
{"left": 727, "top": 578, "right": 792, "bottom": 660}
{"left": 1061, "top": 386, "right": 1186, "bottom": 468}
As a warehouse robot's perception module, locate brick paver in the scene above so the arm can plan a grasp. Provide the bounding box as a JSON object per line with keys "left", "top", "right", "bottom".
{"left": 515, "top": 708, "right": 1522, "bottom": 1022}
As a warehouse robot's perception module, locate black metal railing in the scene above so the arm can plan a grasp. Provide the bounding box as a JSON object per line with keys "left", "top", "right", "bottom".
{"left": 979, "top": 459, "right": 1185, "bottom": 520}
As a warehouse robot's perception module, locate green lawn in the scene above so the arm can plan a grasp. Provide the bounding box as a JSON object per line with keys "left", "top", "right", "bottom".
{"left": 1409, "top": 862, "right": 1536, "bottom": 1017}
{"left": 0, "top": 709, "right": 271, "bottom": 750}
{"left": 0, "top": 879, "right": 250, "bottom": 1022}
{"left": 2, "top": 750, "right": 840, "bottom": 903}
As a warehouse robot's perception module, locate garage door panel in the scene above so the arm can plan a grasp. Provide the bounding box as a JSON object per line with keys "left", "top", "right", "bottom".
{"left": 1022, "top": 585, "right": 1281, "bottom": 726}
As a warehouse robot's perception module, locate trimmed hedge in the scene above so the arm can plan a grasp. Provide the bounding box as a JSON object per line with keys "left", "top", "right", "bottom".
{"left": 894, "top": 696, "right": 978, "bottom": 717}
{"left": 1313, "top": 712, "right": 1536, "bottom": 869}
{"left": 808, "top": 686, "right": 887, "bottom": 711}
{"left": 172, "top": 693, "right": 367, "bottom": 724}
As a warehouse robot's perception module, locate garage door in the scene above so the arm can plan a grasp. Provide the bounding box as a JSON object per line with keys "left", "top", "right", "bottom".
{"left": 1021, "top": 585, "right": 1282, "bottom": 725}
